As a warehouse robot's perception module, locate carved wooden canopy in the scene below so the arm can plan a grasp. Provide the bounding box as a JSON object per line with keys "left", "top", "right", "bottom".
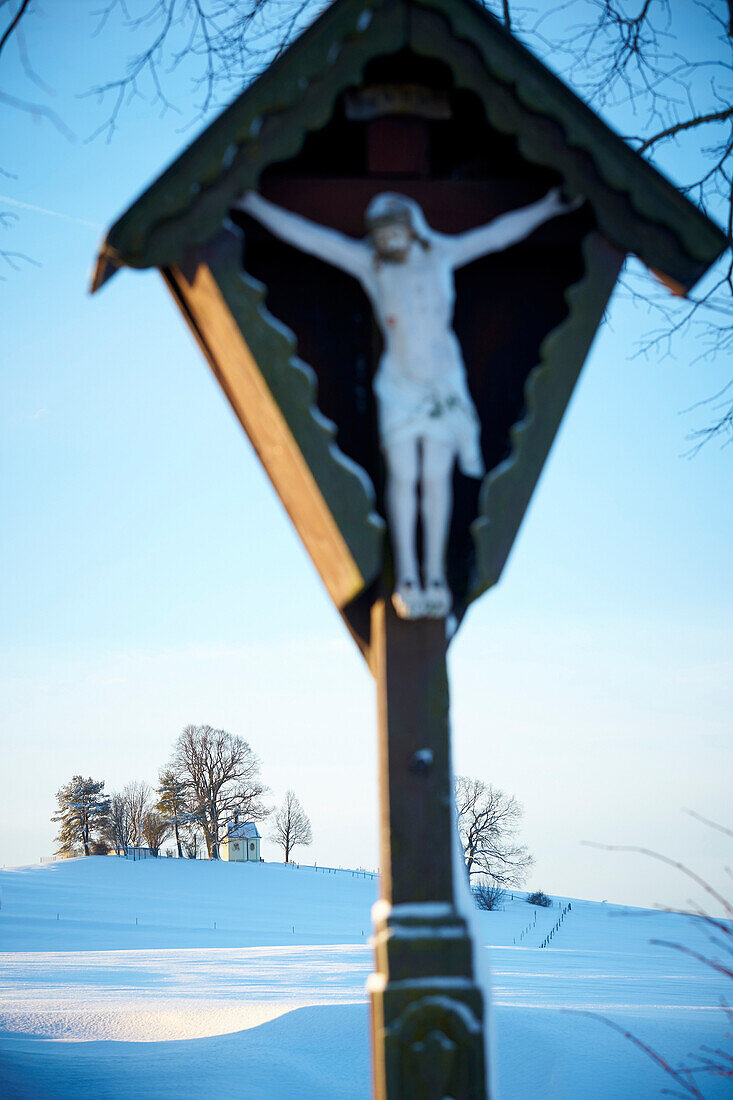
{"left": 92, "top": 0, "right": 726, "bottom": 663}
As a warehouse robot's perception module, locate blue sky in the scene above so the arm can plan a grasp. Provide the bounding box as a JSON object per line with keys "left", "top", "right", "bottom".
{"left": 1, "top": 2, "right": 730, "bottom": 910}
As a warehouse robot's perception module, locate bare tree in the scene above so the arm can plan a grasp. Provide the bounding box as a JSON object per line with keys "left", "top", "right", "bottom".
{"left": 121, "top": 781, "right": 153, "bottom": 847}
{"left": 103, "top": 781, "right": 154, "bottom": 852}
{"left": 142, "top": 810, "right": 169, "bottom": 855}
{"left": 455, "top": 775, "right": 533, "bottom": 887}
{"left": 52, "top": 776, "right": 110, "bottom": 857}
{"left": 269, "top": 789, "right": 313, "bottom": 863}
{"left": 170, "top": 724, "right": 269, "bottom": 859}
{"left": 104, "top": 791, "right": 133, "bottom": 855}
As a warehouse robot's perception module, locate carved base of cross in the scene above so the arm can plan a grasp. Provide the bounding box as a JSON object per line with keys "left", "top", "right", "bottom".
{"left": 368, "top": 903, "right": 488, "bottom": 1099}
{"left": 369, "top": 598, "right": 490, "bottom": 1099}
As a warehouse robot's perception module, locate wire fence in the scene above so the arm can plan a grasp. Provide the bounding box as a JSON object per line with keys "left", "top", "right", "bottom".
{"left": 38, "top": 853, "right": 380, "bottom": 877}
{"left": 284, "top": 862, "right": 379, "bottom": 880}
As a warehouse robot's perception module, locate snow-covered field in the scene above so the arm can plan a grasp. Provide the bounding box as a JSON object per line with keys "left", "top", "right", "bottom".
{"left": 0, "top": 857, "right": 729, "bottom": 1098}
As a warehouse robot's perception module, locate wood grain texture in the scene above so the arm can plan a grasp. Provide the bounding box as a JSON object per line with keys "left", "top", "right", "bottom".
{"left": 371, "top": 598, "right": 454, "bottom": 905}
{"left": 369, "top": 596, "right": 489, "bottom": 1098}
{"left": 164, "top": 240, "right": 384, "bottom": 623}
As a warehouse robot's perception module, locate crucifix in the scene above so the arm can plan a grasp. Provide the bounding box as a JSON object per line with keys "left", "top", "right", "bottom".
{"left": 227, "top": 183, "right": 581, "bottom": 1098}
{"left": 234, "top": 186, "right": 578, "bottom": 620}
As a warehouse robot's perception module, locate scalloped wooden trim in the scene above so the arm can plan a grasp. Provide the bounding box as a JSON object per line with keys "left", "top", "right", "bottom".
{"left": 95, "top": 0, "right": 402, "bottom": 278}
{"left": 165, "top": 230, "right": 385, "bottom": 615}
{"left": 410, "top": 3, "right": 723, "bottom": 284}
{"left": 94, "top": 0, "right": 725, "bottom": 291}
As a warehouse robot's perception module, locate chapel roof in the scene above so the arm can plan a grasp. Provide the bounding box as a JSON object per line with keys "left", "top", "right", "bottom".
{"left": 227, "top": 821, "right": 261, "bottom": 839}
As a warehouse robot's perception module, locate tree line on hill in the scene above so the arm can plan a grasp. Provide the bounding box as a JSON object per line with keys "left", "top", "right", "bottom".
{"left": 52, "top": 725, "right": 533, "bottom": 891}
{"left": 52, "top": 724, "right": 312, "bottom": 863}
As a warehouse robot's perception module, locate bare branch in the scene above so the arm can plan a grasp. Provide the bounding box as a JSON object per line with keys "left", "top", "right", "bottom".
{"left": 567, "top": 1010, "right": 707, "bottom": 1099}
{"left": 684, "top": 810, "right": 733, "bottom": 840}
{"left": 583, "top": 841, "right": 733, "bottom": 919}
{"left": 0, "top": 0, "right": 31, "bottom": 60}
{"left": 0, "top": 246, "right": 40, "bottom": 276}
{"left": 14, "top": 14, "right": 55, "bottom": 96}
{"left": 0, "top": 89, "right": 76, "bottom": 142}
{"left": 650, "top": 939, "right": 733, "bottom": 982}
{"left": 637, "top": 106, "right": 733, "bottom": 153}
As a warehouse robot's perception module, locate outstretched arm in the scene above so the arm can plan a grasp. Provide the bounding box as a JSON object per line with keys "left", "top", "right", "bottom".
{"left": 447, "top": 188, "right": 583, "bottom": 269}
{"left": 233, "top": 191, "right": 369, "bottom": 280}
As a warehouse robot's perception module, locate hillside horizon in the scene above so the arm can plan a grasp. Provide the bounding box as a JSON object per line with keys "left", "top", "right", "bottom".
{"left": 2, "top": 855, "right": 729, "bottom": 1098}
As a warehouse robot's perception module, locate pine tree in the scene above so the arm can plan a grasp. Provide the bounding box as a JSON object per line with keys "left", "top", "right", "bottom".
{"left": 52, "top": 776, "right": 110, "bottom": 857}
{"left": 156, "top": 768, "right": 188, "bottom": 858}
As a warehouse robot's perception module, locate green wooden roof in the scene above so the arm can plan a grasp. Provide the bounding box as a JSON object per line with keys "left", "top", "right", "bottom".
{"left": 92, "top": 0, "right": 726, "bottom": 294}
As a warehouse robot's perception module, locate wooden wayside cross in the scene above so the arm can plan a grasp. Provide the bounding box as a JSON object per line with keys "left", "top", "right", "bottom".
{"left": 92, "top": 1, "right": 726, "bottom": 1096}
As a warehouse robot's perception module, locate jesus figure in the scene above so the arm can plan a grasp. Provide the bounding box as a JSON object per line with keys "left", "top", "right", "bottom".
{"left": 234, "top": 187, "right": 579, "bottom": 619}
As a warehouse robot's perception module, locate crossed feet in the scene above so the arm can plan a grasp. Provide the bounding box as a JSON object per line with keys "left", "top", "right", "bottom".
{"left": 392, "top": 578, "right": 452, "bottom": 620}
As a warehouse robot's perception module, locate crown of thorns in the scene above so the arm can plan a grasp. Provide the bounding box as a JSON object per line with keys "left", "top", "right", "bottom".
{"left": 365, "top": 197, "right": 413, "bottom": 231}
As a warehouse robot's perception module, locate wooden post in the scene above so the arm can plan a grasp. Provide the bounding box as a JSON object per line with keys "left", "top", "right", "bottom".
{"left": 369, "top": 598, "right": 488, "bottom": 1100}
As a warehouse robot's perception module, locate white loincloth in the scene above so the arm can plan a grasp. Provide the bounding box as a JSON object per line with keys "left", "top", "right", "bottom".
{"left": 374, "top": 355, "right": 485, "bottom": 478}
